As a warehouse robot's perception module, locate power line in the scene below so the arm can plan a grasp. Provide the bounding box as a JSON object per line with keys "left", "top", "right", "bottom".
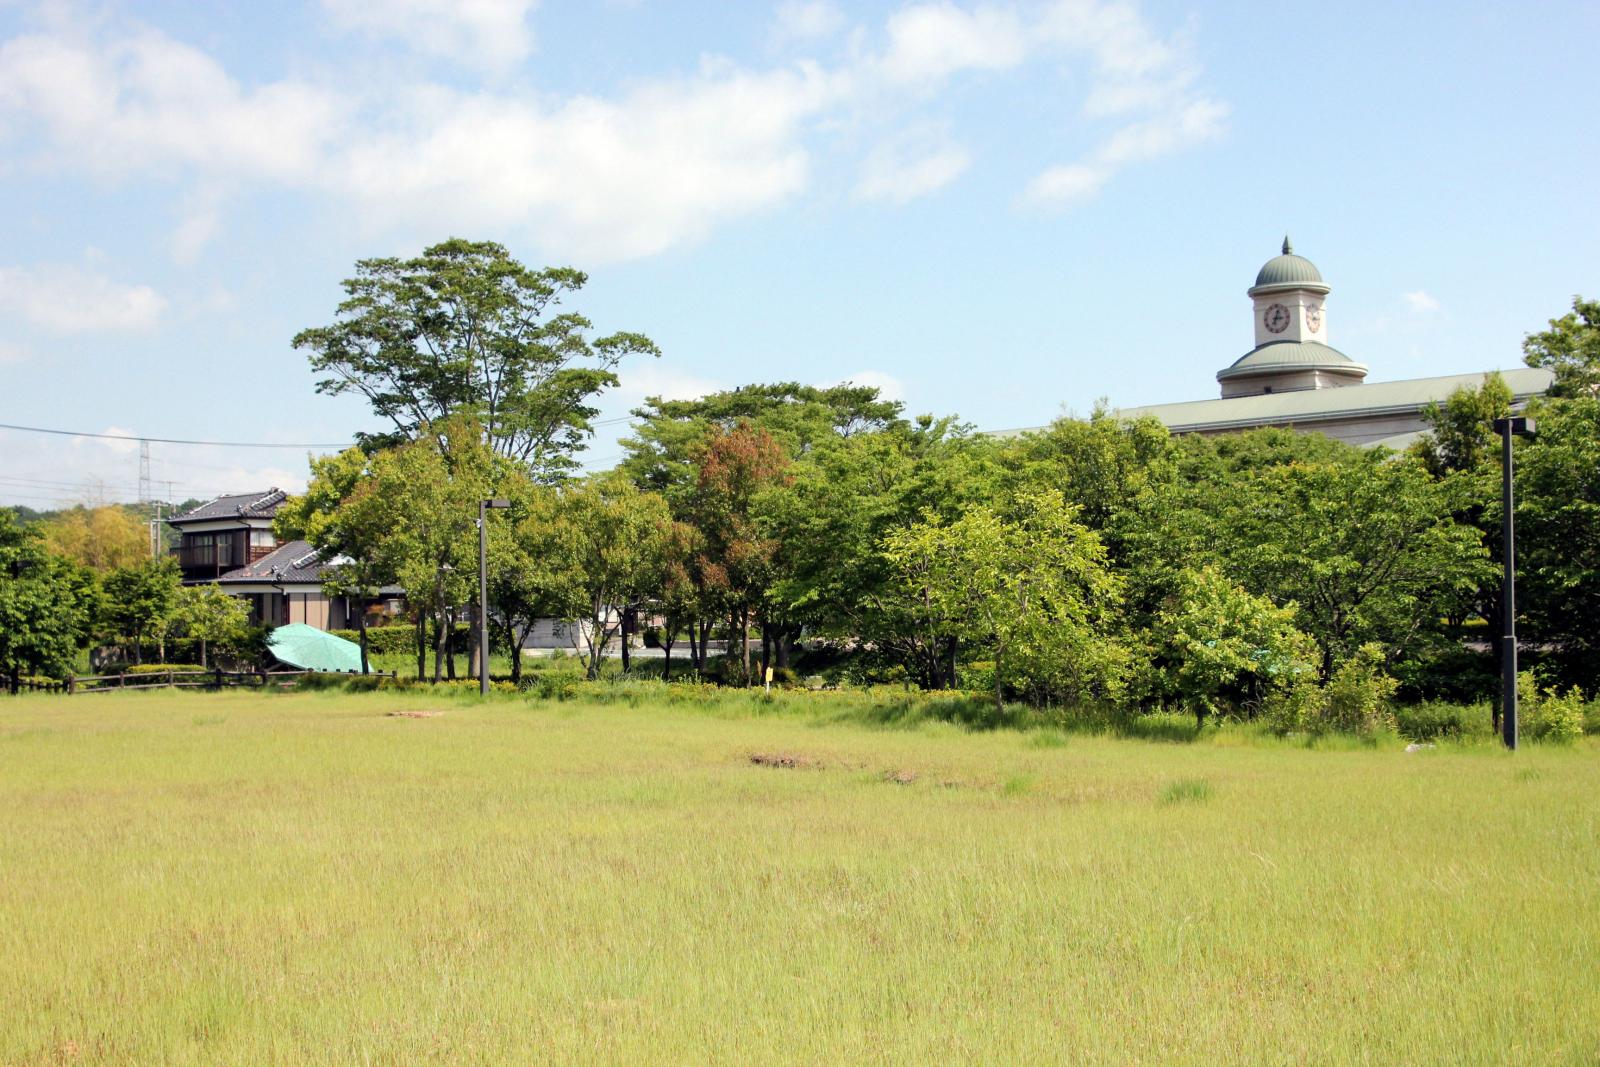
{"left": 0, "top": 422, "right": 353, "bottom": 449}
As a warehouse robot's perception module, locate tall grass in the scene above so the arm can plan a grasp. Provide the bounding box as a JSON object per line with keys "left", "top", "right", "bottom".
{"left": 1, "top": 689, "right": 1596, "bottom": 1064}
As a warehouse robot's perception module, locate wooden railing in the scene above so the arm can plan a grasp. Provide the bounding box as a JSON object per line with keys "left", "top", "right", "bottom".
{"left": 9, "top": 669, "right": 396, "bottom": 694}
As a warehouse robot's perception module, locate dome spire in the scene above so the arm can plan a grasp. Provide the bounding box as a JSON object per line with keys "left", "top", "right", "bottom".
{"left": 1282, "top": 235, "right": 1293, "bottom": 255}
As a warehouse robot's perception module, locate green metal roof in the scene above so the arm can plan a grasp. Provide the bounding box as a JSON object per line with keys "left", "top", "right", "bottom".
{"left": 1217, "top": 340, "right": 1368, "bottom": 381}
{"left": 1116, "top": 367, "right": 1555, "bottom": 433}
{"left": 986, "top": 367, "right": 1555, "bottom": 442}
{"left": 1250, "top": 236, "right": 1329, "bottom": 294}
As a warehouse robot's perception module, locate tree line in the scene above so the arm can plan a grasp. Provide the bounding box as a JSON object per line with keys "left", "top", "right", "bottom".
{"left": 6, "top": 239, "right": 1598, "bottom": 734}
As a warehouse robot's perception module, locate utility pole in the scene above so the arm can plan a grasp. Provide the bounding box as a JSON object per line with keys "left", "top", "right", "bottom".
{"left": 1493, "top": 415, "right": 1536, "bottom": 750}
{"left": 477, "top": 498, "right": 511, "bottom": 695}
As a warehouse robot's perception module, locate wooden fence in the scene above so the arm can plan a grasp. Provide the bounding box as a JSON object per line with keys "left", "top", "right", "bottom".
{"left": 10, "top": 669, "right": 397, "bottom": 695}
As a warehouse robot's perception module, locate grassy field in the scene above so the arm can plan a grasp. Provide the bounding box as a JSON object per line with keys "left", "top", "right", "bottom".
{"left": 1, "top": 688, "right": 1596, "bottom": 1065}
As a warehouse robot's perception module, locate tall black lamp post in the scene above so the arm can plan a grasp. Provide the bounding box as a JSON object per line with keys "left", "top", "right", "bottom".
{"left": 477, "top": 498, "right": 511, "bottom": 696}
{"left": 1493, "top": 415, "right": 1536, "bottom": 750}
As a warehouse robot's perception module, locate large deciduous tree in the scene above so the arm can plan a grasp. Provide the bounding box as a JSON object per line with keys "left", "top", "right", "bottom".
{"left": 883, "top": 490, "right": 1124, "bottom": 713}
{"left": 1523, "top": 295, "right": 1600, "bottom": 398}
{"left": 1517, "top": 396, "right": 1600, "bottom": 691}
{"left": 0, "top": 511, "right": 93, "bottom": 690}
{"left": 295, "top": 239, "right": 659, "bottom": 480}
{"left": 276, "top": 447, "right": 395, "bottom": 674}
{"left": 1206, "top": 453, "right": 1488, "bottom": 678}
{"left": 100, "top": 558, "right": 181, "bottom": 665}
{"left": 40, "top": 505, "right": 151, "bottom": 572}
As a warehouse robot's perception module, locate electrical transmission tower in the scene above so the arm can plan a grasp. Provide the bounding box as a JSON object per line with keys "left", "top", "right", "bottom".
{"left": 138, "top": 439, "right": 152, "bottom": 503}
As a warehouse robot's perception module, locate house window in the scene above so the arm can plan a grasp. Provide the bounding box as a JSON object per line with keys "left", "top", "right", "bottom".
{"left": 250, "top": 530, "right": 275, "bottom": 548}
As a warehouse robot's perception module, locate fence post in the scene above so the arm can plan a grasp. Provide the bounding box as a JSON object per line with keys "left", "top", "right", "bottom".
{"left": 66, "top": 674, "right": 75, "bottom": 695}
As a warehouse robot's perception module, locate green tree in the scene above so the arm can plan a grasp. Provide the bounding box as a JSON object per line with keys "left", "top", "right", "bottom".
{"left": 620, "top": 382, "right": 903, "bottom": 503}
{"left": 1517, "top": 396, "right": 1600, "bottom": 690}
{"left": 295, "top": 238, "right": 659, "bottom": 479}
{"left": 1208, "top": 454, "right": 1489, "bottom": 678}
{"left": 1148, "top": 564, "right": 1315, "bottom": 726}
{"left": 882, "top": 490, "right": 1124, "bottom": 713}
{"left": 173, "top": 585, "right": 252, "bottom": 669}
{"left": 684, "top": 423, "right": 791, "bottom": 685}
{"left": 1523, "top": 296, "right": 1600, "bottom": 398}
{"left": 768, "top": 416, "right": 997, "bottom": 687}
{"left": 1415, "top": 372, "right": 1514, "bottom": 478}
{"left": 101, "top": 558, "right": 181, "bottom": 665}
{"left": 0, "top": 511, "right": 93, "bottom": 689}
{"left": 488, "top": 476, "right": 582, "bottom": 684}
{"left": 556, "top": 476, "right": 673, "bottom": 680}
{"left": 354, "top": 425, "right": 497, "bottom": 681}
{"left": 276, "top": 447, "right": 394, "bottom": 674}
{"left": 40, "top": 505, "right": 151, "bottom": 572}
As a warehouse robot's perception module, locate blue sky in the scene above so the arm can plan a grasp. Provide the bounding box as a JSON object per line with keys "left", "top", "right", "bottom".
{"left": 2, "top": 0, "right": 1597, "bottom": 506}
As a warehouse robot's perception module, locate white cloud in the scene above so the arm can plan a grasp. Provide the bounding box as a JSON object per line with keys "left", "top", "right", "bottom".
{"left": 1023, "top": 162, "right": 1109, "bottom": 205}
{"left": 0, "top": 339, "right": 34, "bottom": 364}
{"left": 320, "top": 0, "right": 540, "bottom": 70}
{"left": 616, "top": 363, "right": 726, "bottom": 407}
{"left": 0, "top": 31, "right": 346, "bottom": 183}
{"left": 0, "top": 2, "right": 1227, "bottom": 259}
{"left": 1404, "top": 291, "right": 1441, "bottom": 313}
{"left": 855, "top": 124, "right": 970, "bottom": 204}
{"left": 772, "top": 1, "right": 848, "bottom": 47}
{"left": 335, "top": 64, "right": 841, "bottom": 261}
{"left": 0, "top": 264, "right": 167, "bottom": 334}
{"left": 877, "top": 2, "right": 1027, "bottom": 86}
{"left": 833, "top": 369, "right": 906, "bottom": 403}
{"left": 73, "top": 425, "right": 142, "bottom": 455}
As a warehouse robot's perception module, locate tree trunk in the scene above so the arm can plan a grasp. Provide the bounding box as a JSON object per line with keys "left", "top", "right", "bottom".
{"left": 993, "top": 646, "right": 1004, "bottom": 715}
{"left": 739, "top": 607, "right": 751, "bottom": 686}
{"left": 946, "top": 638, "right": 959, "bottom": 690}
{"left": 446, "top": 608, "right": 458, "bottom": 681}
{"left": 134, "top": 628, "right": 144, "bottom": 666}
{"left": 663, "top": 638, "right": 673, "bottom": 682}
{"left": 760, "top": 621, "right": 772, "bottom": 682}
{"left": 357, "top": 607, "right": 370, "bottom": 675}
{"left": 432, "top": 611, "right": 448, "bottom": 683}
{"left": 415, "top": 613, "right": 426, "bottom": 681}
{"left": 620, "top": 606, "right": 633, "bottom": 674}
{"left": 200, "top": 637, "right": 208, "bottom": 670}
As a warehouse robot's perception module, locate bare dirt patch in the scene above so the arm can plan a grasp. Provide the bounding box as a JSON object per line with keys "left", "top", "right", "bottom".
{"left": 749, "top": 752, "right": 816, "bottom": 769}
{"left": 884, "top": 770, "right": 918, "bottom": 785}
{"left": 386, "top": 710, "right": 446, "bottom": 719}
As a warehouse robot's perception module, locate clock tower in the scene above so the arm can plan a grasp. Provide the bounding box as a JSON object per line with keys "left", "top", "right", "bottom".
{"left": 1217, "top": 237, "right": 1368, "bottom": 399}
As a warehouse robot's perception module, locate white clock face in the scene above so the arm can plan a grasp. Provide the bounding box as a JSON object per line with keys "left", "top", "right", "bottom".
{"left": 1264, "top": 304, "right": 1291, "bottom": 334}
{"left": 1305, "top": 305, "right": 1323, "bottom": 333}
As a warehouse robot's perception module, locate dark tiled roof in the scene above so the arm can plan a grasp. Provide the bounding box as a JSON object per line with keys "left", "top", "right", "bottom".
{"left": 216, "top": 539, "right": 326, "bottom": 585}
{"left": 169, "top": 488, "right": 287, "bottom": 525}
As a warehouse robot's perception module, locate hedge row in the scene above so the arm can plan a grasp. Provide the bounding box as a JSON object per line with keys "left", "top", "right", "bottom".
{"left": 328, "top": 623, "right": 509, "bottom": 656}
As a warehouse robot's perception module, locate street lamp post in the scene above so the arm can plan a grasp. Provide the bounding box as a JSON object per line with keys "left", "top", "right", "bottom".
{"left": 478, "top": 498, "right": 511, "bottom": 696}
{"left": 1492, "top": 415, "right": 1536, "bottom": 750}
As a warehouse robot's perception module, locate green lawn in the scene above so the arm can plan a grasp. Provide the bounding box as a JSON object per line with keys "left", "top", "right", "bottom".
{"left": 1, "top": 688, "right": 1596, "bottom": 1064}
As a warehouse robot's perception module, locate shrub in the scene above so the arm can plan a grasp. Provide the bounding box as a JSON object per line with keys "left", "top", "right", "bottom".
{"left": 1526, "top": 682, "right": 1586, "bottom": 744}
{"left": 1314, "top": 645, "right": 1398, "bottom": 736}
{"left": 527, "top": 673, "right": 580, "bottom": 701}
{"left": 122, "top": 663, "right": 213, "bottom": 676}
{"left": 1395, "top": 701, "right": 1491, "bottom": 741}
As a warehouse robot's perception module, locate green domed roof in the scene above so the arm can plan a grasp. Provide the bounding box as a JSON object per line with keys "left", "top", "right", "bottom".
{"left": 1216, "top": 340, "right": 1367, "bottom": 382}
{"left": 1250, "top": 236, "right": 1329, "bottom": 294}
